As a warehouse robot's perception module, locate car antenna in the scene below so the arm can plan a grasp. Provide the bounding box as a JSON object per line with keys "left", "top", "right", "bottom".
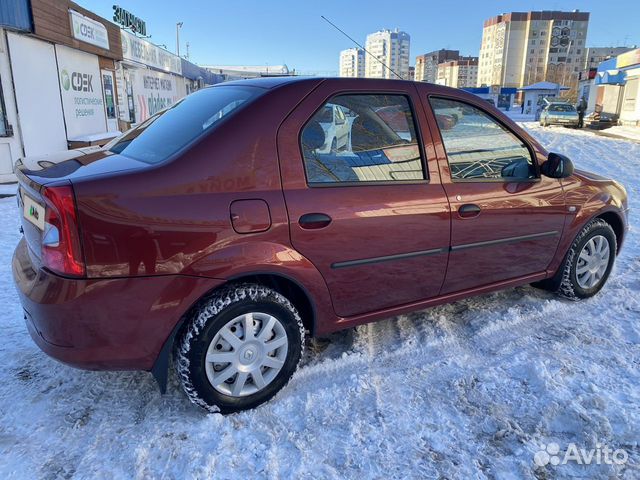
{"left": 320, "top": 15, "right": 404, "bottom": 80}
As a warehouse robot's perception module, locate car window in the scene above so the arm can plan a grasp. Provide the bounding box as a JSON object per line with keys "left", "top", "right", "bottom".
{"left": 108, "top": 86, "right": 261, "bottom": 164}
{"left": 549, "top": 104, "right": 576, "bottom": 112}
{"left": 300, "top": 94, "right": 425, "bottom": 184}
{"left": 317, "top": 105, "right": 334, "bottom": 123}
{"left": 429, "top": 97, "right": 536, "bottom": 181}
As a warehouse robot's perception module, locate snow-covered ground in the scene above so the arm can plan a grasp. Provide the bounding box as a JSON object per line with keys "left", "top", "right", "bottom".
{"left": 600, "top": 126, "right": 640, "bottom": 143}
{"left": 0, "top": 124, "right": 638, "bottom": 479}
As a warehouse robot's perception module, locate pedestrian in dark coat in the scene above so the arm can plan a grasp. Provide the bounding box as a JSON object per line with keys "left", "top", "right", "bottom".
{"left": 577, "top": 97, "right": 587, "bottom": 128}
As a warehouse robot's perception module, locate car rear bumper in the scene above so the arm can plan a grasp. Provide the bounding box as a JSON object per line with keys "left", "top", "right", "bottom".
{"left": 12, "top": 238, "right": 223, "bottom": 371}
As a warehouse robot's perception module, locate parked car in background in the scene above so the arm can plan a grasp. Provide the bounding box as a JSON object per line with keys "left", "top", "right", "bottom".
{"left": 13, "top": 78, "right": 628, "bottom": 413}
{"left": 315, "top": 103, "right": 351, "bottom": 153}
{"left": 540, "top": 102, "right": 580, "bottom": 127}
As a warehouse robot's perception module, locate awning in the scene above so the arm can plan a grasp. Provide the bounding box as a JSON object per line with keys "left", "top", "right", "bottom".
{"left": 595, "top": 70, "right": 627, "bottom": 86}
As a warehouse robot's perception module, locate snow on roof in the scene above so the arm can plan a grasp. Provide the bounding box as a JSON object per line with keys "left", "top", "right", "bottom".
{"left": 519, "top": 81, "right": 569, "bottom": 91}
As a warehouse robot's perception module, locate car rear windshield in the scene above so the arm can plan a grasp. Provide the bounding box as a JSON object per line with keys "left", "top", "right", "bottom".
{"left": 108, "top": 86, "right": 262, "bottom": 163}
{"left": 549, "top": 104, "right": 575, "bottom": 112}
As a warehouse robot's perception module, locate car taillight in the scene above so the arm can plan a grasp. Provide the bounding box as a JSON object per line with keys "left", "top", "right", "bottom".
{"left": 41, "top": 185, "right": 85, "bottom": 277}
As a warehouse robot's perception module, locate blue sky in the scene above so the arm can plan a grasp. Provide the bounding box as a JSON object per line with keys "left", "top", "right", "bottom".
{"left": 79, "top": 1, "right": 639, "bottom": 74}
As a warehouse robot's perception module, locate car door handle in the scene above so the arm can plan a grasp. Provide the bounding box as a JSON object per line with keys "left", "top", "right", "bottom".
{"left": 458, "top": 204, "right": 481, "bottom": 218}
{"left": 299, "top": 213, "right": 332, "bottom": 229}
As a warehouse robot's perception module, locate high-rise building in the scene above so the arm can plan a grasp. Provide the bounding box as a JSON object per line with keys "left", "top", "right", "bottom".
{"left": 478, "top": 10, "right": 590, "bottom": 92}
{"left": 339, "top": 48, "right": 366, "bottom": 78}
{"left": 436, "top": 57, "right": 479, "bottom": 88}
{"left": 415, "top": 49, "right": 459, "bottom": 83}
{"left": 364, "top": 29, "right": 410, "bottom": 80}
{"left": 583, "top": 47, "right": 636, "bottom": 70}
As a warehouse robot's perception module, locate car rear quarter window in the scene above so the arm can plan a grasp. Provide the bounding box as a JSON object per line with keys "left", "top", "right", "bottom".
{"left": 300, "top": 94, "right": 426, "bottom": 184}
{"left": 429, "top": 97, "right": 536, "bottom": 182}
{"left": 108, "top": 86, "right": 261, "bottom": 164}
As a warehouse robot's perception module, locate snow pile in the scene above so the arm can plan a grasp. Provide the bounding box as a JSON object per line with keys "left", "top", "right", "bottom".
{"left": 0, "top": 126, "right": 638, "bottom": 478}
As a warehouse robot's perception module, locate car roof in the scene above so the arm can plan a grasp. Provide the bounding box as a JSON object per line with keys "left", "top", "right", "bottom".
{"left": 216, "top": 76, "right": 320, "bottom": 89}
{"left": 216, "top": 76, "right": 427, "bottom": 90}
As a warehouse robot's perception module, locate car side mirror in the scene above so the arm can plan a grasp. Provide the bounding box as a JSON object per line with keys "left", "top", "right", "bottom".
{"left": 541, "top": 152, "right": 575, "bottom": 179}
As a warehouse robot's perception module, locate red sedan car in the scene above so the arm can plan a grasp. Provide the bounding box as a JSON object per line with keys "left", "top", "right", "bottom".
{"left": 12, "top": 78, "right": 628, "bottom": 413}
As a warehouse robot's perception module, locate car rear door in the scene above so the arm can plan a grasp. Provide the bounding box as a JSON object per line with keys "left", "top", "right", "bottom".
{"left": 277, "top": 79, "right": 450, "bottom": 318}
{"left": 418, "top": 86, "right": 567, "bottom": 294}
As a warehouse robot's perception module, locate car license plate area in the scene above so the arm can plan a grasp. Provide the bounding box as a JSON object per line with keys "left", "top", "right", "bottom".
{"left": 22, "top": 193, "right": 45, "bottom": 231}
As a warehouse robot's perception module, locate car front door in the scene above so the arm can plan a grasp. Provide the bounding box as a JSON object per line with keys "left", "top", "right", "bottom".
{"left": 278, "top": 80, "right": 450, "bottom": 318}
{"left": 422, "top": 92, "right": 567, "bottom": 294}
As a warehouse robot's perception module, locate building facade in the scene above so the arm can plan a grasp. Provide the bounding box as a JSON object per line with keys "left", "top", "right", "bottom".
{"left": 118, "top": 29, "right": 186, "bottom": 125}
{"left": 364, "top": 29, "right": 410, "bottom": 80}
{"left": 436, "top": 57, "right": 479, "bottom": 88}
{"left": 415, "top": 49, "right": 459, "bottom": 83}
{"left": 339, "top": 48, "right": 365, "bottom": 78}
{"left": 583, "top": 46, "right": 636, "bottom": 70}
{"left": 0, "top": 0, "right": 125, "bottom": 177}
{"left": 0, "top": 0, "right": 220, "bottom": 179}
{"left": 478, "top": 10, "right": 590, "bottom": 95}
{"left": 592, "top": 48, "right": 640, "bottom": 126}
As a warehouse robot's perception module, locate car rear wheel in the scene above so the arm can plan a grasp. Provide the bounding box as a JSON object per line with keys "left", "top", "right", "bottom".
{"left": 558, "top": 219, "right": 616, "bottom": 299}
{"left": 175, "top": 284, "right": 305, "bottom": 413}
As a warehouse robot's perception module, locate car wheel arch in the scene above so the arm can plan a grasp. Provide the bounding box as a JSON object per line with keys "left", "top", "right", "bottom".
{"left": 150, "top": 270, "right": 320, "bottom": 394}
{"left": 595, "top": 210, "right": 625, "bottom": 252}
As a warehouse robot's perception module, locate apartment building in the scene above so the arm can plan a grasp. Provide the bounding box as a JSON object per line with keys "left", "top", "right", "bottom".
{"left": 415, "top": 49, "right": 459, "bottom": 82}
{"left": 583, "top": 47, "right": 636, "bottom": 70}
{"left": 436, "top": 57, "right": 479, "bottom": 88}
{"left": 478, "top": 10, "right": 590, "bottom": 91}
{"left": 364, "top": 29, "right": 410, "bottom": 80}
{"left": 339, "top": 48, "right": 366, "bottom": 78}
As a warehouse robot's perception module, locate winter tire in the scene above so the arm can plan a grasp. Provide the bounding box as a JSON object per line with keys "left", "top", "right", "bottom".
{"left": 175, "top": 284, "right": 305, "bottom": 413}
{"left": 555, "top": 219, "right": 616, "bottom": 299}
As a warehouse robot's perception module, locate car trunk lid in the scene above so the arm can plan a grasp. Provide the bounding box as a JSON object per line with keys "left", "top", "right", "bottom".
{"left": 16, "top": 148, "right": 152, "bottom": 274}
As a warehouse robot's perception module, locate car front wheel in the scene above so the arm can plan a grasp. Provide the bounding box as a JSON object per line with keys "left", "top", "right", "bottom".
{"left": 175, "top": 284, "right": 305, "bottom": 413}
{"left": 558, "top": 218, "right": 617, "bottom": 299}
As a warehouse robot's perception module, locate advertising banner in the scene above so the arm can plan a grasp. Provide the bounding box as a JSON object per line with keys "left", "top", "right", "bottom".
{"left": 120, "top": 30, "right": 182, "bottom": 75}
{"left": 56, "top": 45, "right": 107, "bottom": 139}
{"left": 130, "top": 68, "right": 184, "bottom": 122}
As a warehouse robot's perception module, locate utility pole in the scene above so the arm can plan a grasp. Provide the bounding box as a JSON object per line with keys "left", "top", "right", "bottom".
{"left": 176, "top": 22, "right": 183, "bottom": 57}
{"left": 185, "top": 42, "right": 190, "bottom": 60}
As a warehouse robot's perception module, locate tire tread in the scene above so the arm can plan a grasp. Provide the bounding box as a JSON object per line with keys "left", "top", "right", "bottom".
{"left": 175, "top": 283, "right": 305, "bottom": 413}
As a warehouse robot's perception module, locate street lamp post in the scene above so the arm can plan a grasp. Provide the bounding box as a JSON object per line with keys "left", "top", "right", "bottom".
{"left": 176, "top": 22, "right": 183, "bottom": 57}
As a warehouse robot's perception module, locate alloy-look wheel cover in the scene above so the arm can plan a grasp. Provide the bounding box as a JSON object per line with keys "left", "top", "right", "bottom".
{"left": 576, "top": 234, "right": 610, "bottom": 289}
{"left": 205, "top": 312, "right": 288, "bottom": 397}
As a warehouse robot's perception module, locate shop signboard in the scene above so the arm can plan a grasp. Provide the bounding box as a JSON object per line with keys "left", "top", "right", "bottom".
{"left": 112, "top": 5, "right": 147, "bottom": 36}
{"left": 56, "top": 45, "right": 107, "bottom": 139}
{"left": 617, "top": 48, "right": 640, "bottom": 69}
{"left": 69, "top": 10, "right": 110, "bottom": 50}
{"left": 130, "top": 69, "right": 183, "bottom": 123}
{"left": 120, "top": 30, "right": 182, "bottom": 75}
